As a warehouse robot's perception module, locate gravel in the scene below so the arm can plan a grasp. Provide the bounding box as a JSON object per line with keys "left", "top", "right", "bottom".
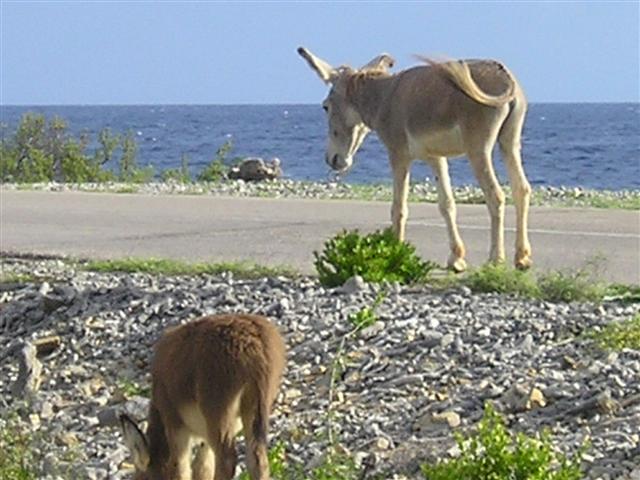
{"left": 3, "top": 179, "right": 639, "bottom": 208}
{"left": 1, "top": 256, "right": 639, "bottom": 479}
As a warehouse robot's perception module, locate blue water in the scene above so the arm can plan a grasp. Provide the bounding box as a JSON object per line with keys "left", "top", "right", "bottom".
{"left": 1, "top": 104, "right": 639, "bottom": 189}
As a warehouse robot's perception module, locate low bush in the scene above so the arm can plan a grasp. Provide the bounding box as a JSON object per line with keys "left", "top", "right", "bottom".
{"left": 422, "top": 404, "right": 584, "bottom": 480}
{"left": 585, "top": 313, "right": 640, "bottom": 351}
{"left": 197, "top": 140, "right": 236, "bottom": 182}
{"left": 314, "top": 228, "right": 435, "bottom": 287}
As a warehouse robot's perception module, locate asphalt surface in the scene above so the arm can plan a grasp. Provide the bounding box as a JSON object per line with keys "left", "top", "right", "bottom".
{"left": 1, "top": 190, "right": 639, "bottom": 284}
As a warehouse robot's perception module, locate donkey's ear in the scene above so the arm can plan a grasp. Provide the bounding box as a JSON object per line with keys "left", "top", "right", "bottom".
{"left": 297, "top": 47, "right": 337, "bottom": 84}
{"left": 119, "top": 414, "right": 150, "bottom": 471}
{"left": 361, "top": 53, "right": 395, "bottom": 72}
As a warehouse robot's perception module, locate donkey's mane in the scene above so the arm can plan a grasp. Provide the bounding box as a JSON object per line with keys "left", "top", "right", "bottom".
{"left": 346, "top": 69, "right": 391, "bottom": 99}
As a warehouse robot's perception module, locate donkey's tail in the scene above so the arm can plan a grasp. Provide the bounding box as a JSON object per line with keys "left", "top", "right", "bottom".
{"left": 419, "top": 56, "right": 516, "bottom": 107}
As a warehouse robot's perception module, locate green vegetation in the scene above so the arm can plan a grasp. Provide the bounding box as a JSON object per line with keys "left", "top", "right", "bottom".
{"left": 537, "top": 268, "right": 606, "bottom": 303}
{"left": 461, "top": 263, "right": 540, "bottom": 298}
{"left": 347, "top": 292, "right": 385, "bottom": 330}
{"left": 0, "top": 113, "right": 155, "bottom": 183}
{"left": 0, "top": 272, "right": 38, "bottom": 284}
{"left": 603, "top": 283, "right": 640, "bottom": 304}
{"left": 457, "top": 262, "right": 638, "bottom": 304}
{"left": 0, "top": 416, "right": 37, "bottom": 480}
{"left": 585, "top": 314, "right": 640, "bottom": 351}
{"left": 237, "top": 441, "right": 363, "bottom": 480}
{"left": 81, "top": 257, "right": 298, "bottom": 279}
{"left": 314, "top": 228, "right": 436, "bottom": 287}
{"left": 116, "top": 378, "right": 151, "bottom": 398}
{"left": 0, "top": 113, "right": 241, "bottom": 184}
{"left": 197, "top": 140, "right": 238, "bottom": 182}
{"left": 422, "top": 404, "right": 584, "bottom": 480}
{"left": 161, "top": 154, "right": 192, "bottom": 183}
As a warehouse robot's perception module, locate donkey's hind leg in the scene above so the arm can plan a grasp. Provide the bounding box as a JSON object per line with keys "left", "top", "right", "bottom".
{"left": 193, "top": 442, "right": 215, "bottom": 480}
{"left": 240, "top": 388, "right": 270, "bottom": 480}
{"left": 467, "top": 147, "right": 506, "bottom": 264}
{"left": 499, "top": 95, "right": 532, "bottom": 269}
{"left": 428, "top": 156, "right": 467, "bottom": 272}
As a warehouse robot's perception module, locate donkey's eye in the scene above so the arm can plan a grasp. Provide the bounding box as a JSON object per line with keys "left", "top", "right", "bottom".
{"left": 322, "top": 105, "right": 329, "bottom": 112}
{"left": 332, "top": 130, "right": 338, "bottom": 137}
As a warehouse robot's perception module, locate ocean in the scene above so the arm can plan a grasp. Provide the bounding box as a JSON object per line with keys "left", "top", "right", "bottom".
{"left": 1, "top": 103, "right": 639, "bottom": 190}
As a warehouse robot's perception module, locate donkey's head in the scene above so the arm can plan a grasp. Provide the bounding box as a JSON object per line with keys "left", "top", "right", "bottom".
{"left": 119, "top": 413, "right": 157, "bottom": 480}
{"left": 298, "top": 47, "right": 394, "bottom": 172}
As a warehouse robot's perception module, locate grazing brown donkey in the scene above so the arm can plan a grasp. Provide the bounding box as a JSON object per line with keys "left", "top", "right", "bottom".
{"left": 119, "top": 314, "right": 286, "bottom": 480}
{"left": 298, "top": 47, "right": 532, "bottom": 271}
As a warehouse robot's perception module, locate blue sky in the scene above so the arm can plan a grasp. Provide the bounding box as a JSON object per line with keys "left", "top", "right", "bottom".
{"left": 1, "top": 1, "right": 638, "bottom": 104}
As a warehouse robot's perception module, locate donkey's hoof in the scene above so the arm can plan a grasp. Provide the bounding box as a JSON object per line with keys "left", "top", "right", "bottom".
{"left": 515, "top": 256, "right": 532, "bottom": 270}
{"left": 448, "top": 257, "right": 468, "bottom": 273}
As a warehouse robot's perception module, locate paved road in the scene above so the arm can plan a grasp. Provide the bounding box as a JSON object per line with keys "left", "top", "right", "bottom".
{"left": 1, "top": 190, "right": 639, "bottom": 284}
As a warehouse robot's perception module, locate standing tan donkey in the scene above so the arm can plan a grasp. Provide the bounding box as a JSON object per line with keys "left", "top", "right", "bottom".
{"left": 298, "top": 47, "right": 532, "bottom": 271}
{"left": 119, "top": 314, "right": 286, "bottom": 480}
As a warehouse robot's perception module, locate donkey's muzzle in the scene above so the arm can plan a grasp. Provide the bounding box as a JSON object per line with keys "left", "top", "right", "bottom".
{"left": 326, "top": 153, "right": 340, "bottom": 170}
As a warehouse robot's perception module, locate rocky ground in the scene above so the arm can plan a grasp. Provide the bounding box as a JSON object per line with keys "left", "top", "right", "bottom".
{"left": 3, "top": 179, "right": 639, "bottom": 209}
{"left": 1, "top": 256, "right": 639, "bottom": 479}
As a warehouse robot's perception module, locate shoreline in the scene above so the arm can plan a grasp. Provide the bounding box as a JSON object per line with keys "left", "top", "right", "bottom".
{"left": 2, "top": 179, "right": 639, "bottom": 210}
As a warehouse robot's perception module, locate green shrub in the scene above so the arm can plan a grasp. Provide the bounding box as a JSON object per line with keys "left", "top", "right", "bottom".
{"left": 314, "top": 228, "right": 435, "bottom": 287}
{"left": 117, "top": 130, "right": 154, "bottom": 183}
{"left": 197, "top": 140, "right": 233, "bottom": 182}
{"left": 0, "top": 113, "right": 140, "bottom": 183}
{"left": 422, "top": 404, "right": 584, "bottom": 480}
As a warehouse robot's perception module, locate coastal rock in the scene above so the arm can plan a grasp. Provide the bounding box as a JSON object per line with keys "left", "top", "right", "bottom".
{"left": 227, "top": 157, "right": 282, "bottom": 181}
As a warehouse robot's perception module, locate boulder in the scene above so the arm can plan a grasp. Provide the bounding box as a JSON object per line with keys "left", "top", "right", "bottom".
{"left": 228, "top": 157, "right": 282, "bottom": 181}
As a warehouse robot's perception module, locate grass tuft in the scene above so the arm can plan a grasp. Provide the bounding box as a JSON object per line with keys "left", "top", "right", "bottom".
{"left": 81, "top": 257, "right": 298, "bottom": 279}
{"left": 462, "top": 263, "right": 539, "bottom": 297}
{"left": 0, "top": 416, "right": 37, "bottom": 480}
{"left": 460, "top": 261, "right": 637, "bottom": 304}
{"left": 238, "top": 441, "right": 363, "bottom": 480}
{"left": 537, "top": 269, "right": 606, "bottom": 303}
{"left": 347, "top": 292, "right": 386, "bottom": 331}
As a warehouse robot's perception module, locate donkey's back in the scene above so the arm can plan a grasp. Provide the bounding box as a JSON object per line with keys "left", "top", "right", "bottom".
{"left": 381, "top": 59, "right": 526, "bottom": 157}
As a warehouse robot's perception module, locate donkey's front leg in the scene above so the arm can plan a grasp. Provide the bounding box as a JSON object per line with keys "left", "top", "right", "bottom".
{"left": 390, "top": 157, "right": 410, "bottom": 241}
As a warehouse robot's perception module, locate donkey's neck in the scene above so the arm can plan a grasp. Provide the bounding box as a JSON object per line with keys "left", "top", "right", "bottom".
{"left": 350, "top": 74, "right": 395, "bottom": 130}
